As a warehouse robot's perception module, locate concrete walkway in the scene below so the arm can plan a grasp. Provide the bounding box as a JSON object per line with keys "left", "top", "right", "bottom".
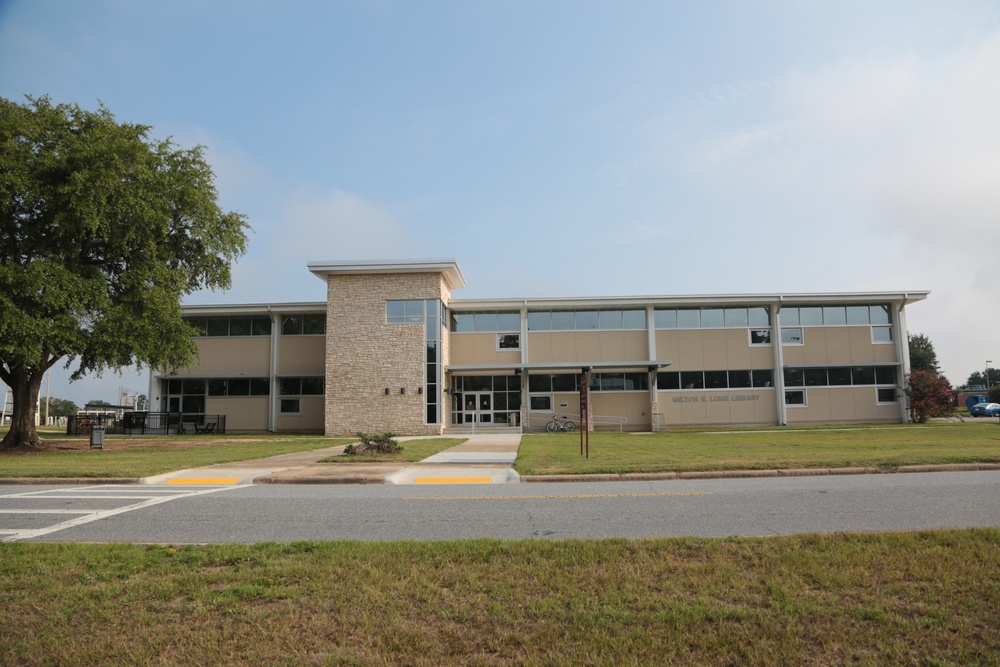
{"left": 383, "top": 434, "right": 521, "bottom": 485}
{"left": 143, "top": 434, "right": 522, "bottom": 485}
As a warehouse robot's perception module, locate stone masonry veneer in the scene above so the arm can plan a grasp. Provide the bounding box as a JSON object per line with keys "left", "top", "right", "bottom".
{"left": 325, "top": 272, "right": 451, "bottom": 435}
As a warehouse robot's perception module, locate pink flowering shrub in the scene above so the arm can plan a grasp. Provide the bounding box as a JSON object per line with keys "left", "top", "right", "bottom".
{"left": 903, "top": 371, "right": 953, "bottom": 423}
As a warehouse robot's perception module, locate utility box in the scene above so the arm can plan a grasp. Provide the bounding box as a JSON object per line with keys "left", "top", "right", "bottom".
{"left": 89, "top": 425, "right": 105, "bottom": 449}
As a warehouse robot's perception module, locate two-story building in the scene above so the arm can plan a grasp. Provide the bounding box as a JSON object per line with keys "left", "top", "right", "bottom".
{"left": 150, "top": 259, "right": 927, "bottom": 434}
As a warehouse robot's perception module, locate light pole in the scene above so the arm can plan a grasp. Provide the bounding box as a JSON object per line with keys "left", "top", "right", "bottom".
{"left": 987, "top": 361, "right": 993, "bottom": 389}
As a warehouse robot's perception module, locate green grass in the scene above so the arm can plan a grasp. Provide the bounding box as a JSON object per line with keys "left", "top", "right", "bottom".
{"left": 318, "top": 438, "right": 467, "bottom": 463}
{"left": 515, "top": 421, "right": 1000, "bottom": 475}
{"left": 0, "top": 435, "right": 350, "bottom": 478}
{"left": 1, "top": 530, "right": 997, "bottom": 665}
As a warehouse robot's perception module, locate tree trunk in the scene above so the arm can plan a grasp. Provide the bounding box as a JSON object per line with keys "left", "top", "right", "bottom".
{"left": 1, "top": 366, "right": 45, "bottom": 449}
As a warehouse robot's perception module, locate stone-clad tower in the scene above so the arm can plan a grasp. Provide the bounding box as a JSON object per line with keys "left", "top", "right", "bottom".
{"left": 308, "top": 259, "right": 465, "bottom": 436}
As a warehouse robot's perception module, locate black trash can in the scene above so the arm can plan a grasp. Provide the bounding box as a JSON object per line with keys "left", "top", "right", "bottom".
{"left": 90, "top": 425, "right": 105, "bottom": 449}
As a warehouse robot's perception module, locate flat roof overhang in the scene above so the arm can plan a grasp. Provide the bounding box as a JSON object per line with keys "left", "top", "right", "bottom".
{"left": 450, "top": 291, "right": 930, "bottom": 310}
{"left": 446, "top": 361, "right": 672, "bottom": 374}
{"left": 308, "top": 258, "right": 466, "bottom": 290}
{"left": 181, "top": 302, "right": 327, "bottom": 316}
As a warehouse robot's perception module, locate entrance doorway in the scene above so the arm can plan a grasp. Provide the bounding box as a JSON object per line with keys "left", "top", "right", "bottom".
{"left": 462, "top": 392, "right": 493, "bottom": 424}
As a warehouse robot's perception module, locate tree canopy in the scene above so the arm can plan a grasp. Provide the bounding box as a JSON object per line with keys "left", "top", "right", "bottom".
{"left": 907, "top": 333, "right": 940, "bottom": 376}
{"left": 0, "top": 96, "right": 248, "bottom": 448}
{"left": 963, "top": 370, "right": 994, "bottom": 390}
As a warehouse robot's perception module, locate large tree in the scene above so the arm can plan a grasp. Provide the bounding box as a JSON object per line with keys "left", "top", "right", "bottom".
{"left": 908, "top": 333, "right": 940, "bottom": 376}
{"left": 0, "top": 97, "right": 247, "bottom": 448}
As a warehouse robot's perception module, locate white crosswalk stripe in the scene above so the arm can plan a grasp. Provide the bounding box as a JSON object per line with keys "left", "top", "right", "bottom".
{"left": 0, "top": 484, "right": 240, "bottom": 542}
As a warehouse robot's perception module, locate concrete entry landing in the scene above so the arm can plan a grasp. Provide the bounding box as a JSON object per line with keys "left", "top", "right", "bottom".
{"left": 383, "top": 434, "right": 521, "bottom": 485}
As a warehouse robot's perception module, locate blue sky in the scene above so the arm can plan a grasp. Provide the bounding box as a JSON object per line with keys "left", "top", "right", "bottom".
{"left": 2, "top": 0, "right": 1000, "bottom": 407}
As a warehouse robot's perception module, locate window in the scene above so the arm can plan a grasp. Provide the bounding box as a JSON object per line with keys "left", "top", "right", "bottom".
{"left": 704, "top": 371, "right": 727, "bottom": 389}
{"left": 530, "top": 395, "right": 552, "bottom": 411}
{"left": 280, "top": 399, "right": 300, "bottom": 414}
{"left": 750, "top": 329, "right": 772, "bottom": 345}
{"left": 875, "top": 367, "right": 896, "bottom": 385}
{"left": 681, "top": 371, "right": 704, "bottom": 389}
{"left": 279, "top": 377, "right": 324, "bottom": 396}
{"left": 823, "top": 306, "right": 847, "bottom": 325}
{"left": 781, "top": 303, "right": 892, "bottom": 326}
{"left": 828, "top": 367, "right": 852, "bottom": 386}
{"left": 387, "top": 300, "right": 425, "bottom": 324}
{"left": 656, "top": 306, "right": 770, "bottom": 333}
{"left": 877, "top": 387, "right": 898, "bottom": 403}
{"left": 282, "top": 314, "right": 325, "bottom": 335}
{"left": 804, "top": 369, "right": 828, "bottom": 386}
{"left": 781, "top": 328, "right": 803, "bottom": 345}
{"left": 657, "top": 372, "right": 680, "bottom": 390}
{"left": 656, "top": 369, "right": 774, "bottom": 391}
{"left": 229, "top": 317, "right": 252, "bottom": 336}
{"left": 450, "top": 310, "right": 521, "bottom": 332}
{"left": 677, "top": 309, "right": 701, "bottom": 328}
{"left": 725, "top": 308, "right": 749, "bottom": 327}
{"left": 785, "top": 390, "right": 806, "bottom": 406}
{"left": 783, "top": 365, "right": 899, "bottom": 388}
{"left": 728, "top": 370, "right": 752, "bottom": 388}
{"left": 589, "top": 372, "right": 649, "bottom": 392}
{"left": 497, "top": 334, "right": 520, "bottom": 350}
{"left": 701, "top": 308, "right": 724, "bottom": 328}
{"left": 872, "top": 327, "right": 893, "bottom": 343}
{"left": 752, "top": 370, "right": 774, "bottom": 387}
{"left": 852, "top": 367, "right": 876, "bottom": 385}
{"left": 524, "top": 309, "right": 646, "bottom": 330}
{"left": 207, "top": 318, "right": 229, "bottom": 337}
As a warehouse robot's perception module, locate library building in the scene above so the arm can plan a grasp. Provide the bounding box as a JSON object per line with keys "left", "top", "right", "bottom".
{"left": 150, "top": 259, "right": 927, "bottom": 435}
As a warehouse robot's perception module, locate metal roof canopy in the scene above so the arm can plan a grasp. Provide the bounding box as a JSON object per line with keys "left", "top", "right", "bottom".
{"left": 446, "top": 361, "right": 673, "bottom": 374}
{"left": 307, "top": 258, "right": 466, "bottom": 290}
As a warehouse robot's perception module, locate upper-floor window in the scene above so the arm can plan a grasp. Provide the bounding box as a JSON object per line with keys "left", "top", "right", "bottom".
{"left": 781, "top": 304, "right": 891, "bottom": 326}
{"left": 281, "top": 314, "right": 326, "bottom": 335}
{"left": 186, "top": 316, "right": 272, "bottom": 337}
{"left": 387, "top": 300, "right": 427, "bottom": 324}
{"left": 450, "top": 311, "right": 520, "bottom": 332}
{"left": 527, "top": 309, "right": 646, "bottom": 331}
{"left": 655, "top": 306, "right": 771, "bottom": 329}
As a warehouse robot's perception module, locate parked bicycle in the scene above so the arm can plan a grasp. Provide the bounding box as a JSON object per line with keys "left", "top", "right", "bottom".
{"left": 545, "top": 415, "right": 577, "bottom": 432}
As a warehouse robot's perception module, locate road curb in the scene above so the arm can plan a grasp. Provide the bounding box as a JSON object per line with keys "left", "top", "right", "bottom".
{"left": 2, "top": 463, "right": 998, "bottom": 486}
{"left": 0, "top": 477, "right": 140, "bottom": 485}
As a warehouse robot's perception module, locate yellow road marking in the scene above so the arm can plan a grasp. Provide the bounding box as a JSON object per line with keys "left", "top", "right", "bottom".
{"left": 164, "top": 478, "right": 242, "bottom": 485}
{"left": 407, "top": 491, "right": 711, "bottom": 501}
{"left": 414, "top": 477, "right": 493, "bottom": 484}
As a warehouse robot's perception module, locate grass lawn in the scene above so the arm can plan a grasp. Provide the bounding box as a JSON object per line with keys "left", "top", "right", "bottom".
{"left": 318, "top": 438, "right": 467, "bottom": 463}
{"left": 516, "top": 421, "right": 1000, "bottom": 475}
{"left": 1, "top": 530, "right": 997, "bottom": 665}
{"left": 0, "top": 433, "right": 351, "bottom": 479}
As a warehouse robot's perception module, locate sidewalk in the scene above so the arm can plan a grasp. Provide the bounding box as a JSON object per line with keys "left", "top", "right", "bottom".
{"left": 4, "top": 436, "right": 998, "bottom": 486}
{"left": 147, "top": 434, "right": 523, "bottom": 485}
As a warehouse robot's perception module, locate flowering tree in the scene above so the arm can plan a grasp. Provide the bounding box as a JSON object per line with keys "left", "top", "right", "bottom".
{"left": 903, "top": 371, "right": 953, "bottom": 423}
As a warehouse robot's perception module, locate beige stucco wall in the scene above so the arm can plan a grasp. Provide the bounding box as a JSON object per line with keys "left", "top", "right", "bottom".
{"left": 785, "top": 387, "right": 900, "bottom": 424}
{"left": 657, "top": 389, "right": 778, "bottom": 427}
{"left": 325, "top": 272, "right": 450, "bottom": 435}
{"left": 277, "top": 336, "right": 325, "bottom": 375}
{"left": 449, "top": 333, "right": 521, "bottom": 366}
{"left": 189, "top": 338, "right": 271, "bottom": 376}
{"left": 205, "top": 397, "right": 269, "bottom": 431}
{"left": 781, "top": 326, "right": 898, "bottom": 366}
{"left": 655, "top": 330, "right": 775, "bottom": 370}
{"left": 527, "top": 331, "right": 647, "bottom": 364}
{"left": 276, "top": 396, "right": 325, "bottom": 432}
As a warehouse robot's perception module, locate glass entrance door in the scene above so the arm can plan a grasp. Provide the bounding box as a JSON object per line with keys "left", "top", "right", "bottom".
{"left": 463, "top": 392, "right": 493, "bottom": 423}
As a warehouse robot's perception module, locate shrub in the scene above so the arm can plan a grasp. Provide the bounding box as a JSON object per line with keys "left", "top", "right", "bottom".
{"left": 343, "top": 432, "right": 402, "bottom": 456}
{"left": 903, "top": 371, "right": 953, "bottom": 423}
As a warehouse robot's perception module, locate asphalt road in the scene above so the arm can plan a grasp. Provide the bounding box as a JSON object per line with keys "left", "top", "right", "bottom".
{"left": 2, "top": 470, "right": 998, "bottom": 543}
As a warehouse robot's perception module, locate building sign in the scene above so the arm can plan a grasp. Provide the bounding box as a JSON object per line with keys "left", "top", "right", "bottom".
{"left": 672, "top": 393, "right": 764, "bottom": 403}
